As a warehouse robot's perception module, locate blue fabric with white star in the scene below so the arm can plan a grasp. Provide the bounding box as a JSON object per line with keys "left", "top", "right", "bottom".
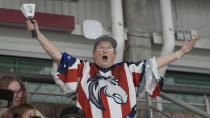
{"left": 57, "top": 51, "right": 76, "bottom": 74}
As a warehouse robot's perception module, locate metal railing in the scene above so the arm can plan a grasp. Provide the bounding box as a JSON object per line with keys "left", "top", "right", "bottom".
{"left": 26, "top": 82, "right": 210, "bottom": 118}
{"left": 30, "top": 91, "right": 210, "bottom": 117}
{"left": 158, "top": 92, "right": 210, "bottom": 118}
{"left": 142, "top": 91, "right": 210, "bottom": 118}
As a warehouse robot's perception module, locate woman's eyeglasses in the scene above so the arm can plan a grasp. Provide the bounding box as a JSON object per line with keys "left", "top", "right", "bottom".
{"left": 96, "top": 46, "right": 114, "bottom": 52}
{"left": 12, "top": 89, "right": 24, "bottom": 97}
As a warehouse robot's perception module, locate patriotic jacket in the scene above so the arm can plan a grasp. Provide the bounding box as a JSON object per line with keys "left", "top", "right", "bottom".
{"left": 52, "top": 52, "right": 164, "bottom": 118}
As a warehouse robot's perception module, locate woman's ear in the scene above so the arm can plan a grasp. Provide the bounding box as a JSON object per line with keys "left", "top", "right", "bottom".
{"left": 92, "top": 51, "right": 96, "bottom": 59}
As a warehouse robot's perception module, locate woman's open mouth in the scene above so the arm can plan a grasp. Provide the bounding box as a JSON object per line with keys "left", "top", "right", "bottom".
{"left": 102, "top": 56, "right": 108, "bottom": 61}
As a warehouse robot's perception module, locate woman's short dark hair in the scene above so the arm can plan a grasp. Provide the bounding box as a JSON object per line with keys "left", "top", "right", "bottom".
{"left": 93, "top": 35, "right": 117, "bottom": 51}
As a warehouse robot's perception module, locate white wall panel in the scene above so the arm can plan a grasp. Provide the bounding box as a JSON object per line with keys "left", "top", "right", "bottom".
{"left": 4, "top": 0, "right": 13, "bottom": 8}
{"left": 0, "top": 0, "right": 111, "bottom": 62}
{"left": 148, "top": 0, "right": 210, "bottom": 39}
{"left": 92, "top": 0, "right": 99, "bottom": 19}
{"left": 77, "top": 0, "right": 85, "bottom": 23}
{"left": 69, "top": 1, "right": 77, "bottom": 21}
{"left": 150, "top": 0, "right": 162, "bottom": 32}
{"left": 54, "top": 1, "right": 62, "bottom": 14}
{"left": 36, "top": 0, "right": 45, "bottom": 12}
{"left": 45, "top": 0, "right": 54, "bottom": 13}
{"left": 0, "top": 0, "right": 3, "bottom": 8}
{"left": 0, "top": 0, "right": 111, "bottom": 26}
{"left": 99, "top": 0, "right": 107, "bottom": 25}
{"left": 84, "top": 0, "right": 91, "bottom": 19}
{"left": 62, "top": 1, "right": 70, "bottom": 15}
{"left": 0, "top": 27, "right": 94, "bottom": 61}
{"left": 21, "top": 0, "right": 29, "bottom": 5}
{"left": 12, "top": 0, "right": 21, "bottom": 9}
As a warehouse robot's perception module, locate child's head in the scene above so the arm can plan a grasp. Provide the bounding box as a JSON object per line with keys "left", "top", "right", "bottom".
{"left": 60, "top": 106, "right": 85, "bottom": 118}
{"left": 12, "top": 104, "right": 36, "bottom": 118}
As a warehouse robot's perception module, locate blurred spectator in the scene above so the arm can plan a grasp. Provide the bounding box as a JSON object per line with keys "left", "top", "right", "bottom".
{"left": 11, "top": 103, "right": 38, "bottom": 118}
{"left": 60, "top": 106, "right": 85, "bottom": 118}
{"left": 0, "top": 75, "right": 45, "bottom": 118}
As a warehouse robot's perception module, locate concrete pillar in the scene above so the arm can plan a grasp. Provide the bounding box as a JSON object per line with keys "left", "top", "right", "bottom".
{"left": 159, "top": 0, "right": 175, "bottom": 76}
{"left": 124, "top": 0, "right": 152, "bottom": 62}
{"left": 110, "top": 0, "right": 125, "bottom": 63}
{"left": 124, "top": 0, "right": 151, "bottom": 118}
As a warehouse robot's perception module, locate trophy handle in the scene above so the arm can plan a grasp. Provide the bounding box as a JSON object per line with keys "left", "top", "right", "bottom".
{"left": 28, "top": 17, "right": 37, "bottom": 38}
